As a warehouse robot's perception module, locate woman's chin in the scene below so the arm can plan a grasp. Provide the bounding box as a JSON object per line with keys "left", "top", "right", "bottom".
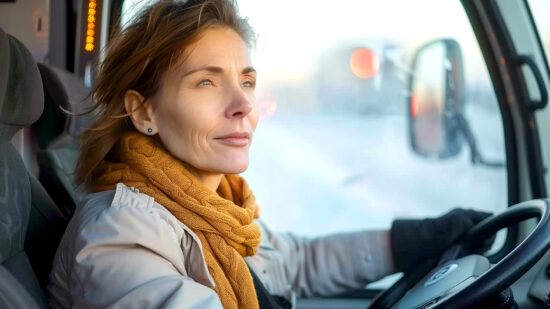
{"left": 224, "top": 163, "right": 248, "bottom": 174}
{"left": 218, "top": 157, "right": 249, "bottom": 174}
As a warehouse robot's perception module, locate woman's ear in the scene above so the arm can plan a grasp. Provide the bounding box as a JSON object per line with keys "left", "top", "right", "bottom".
{"left": 124, "top": 90, "right": 158, "bottom": 135}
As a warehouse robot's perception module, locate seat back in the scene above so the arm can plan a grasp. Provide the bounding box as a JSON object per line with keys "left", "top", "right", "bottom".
{"left": 34, "top": 63, "right": 93, "bottom": 217}
{"left": 0, "top": 27, "right": 68, "bottom": 308}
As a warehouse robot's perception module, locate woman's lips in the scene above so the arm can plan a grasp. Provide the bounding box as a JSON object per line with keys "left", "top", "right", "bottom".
{"left": 215, "top": 133, "right": 250, "bottom": 147}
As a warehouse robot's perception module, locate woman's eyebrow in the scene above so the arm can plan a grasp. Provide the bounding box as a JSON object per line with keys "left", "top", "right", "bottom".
{"left": 181, "top": 66, "right": 223, "bottom": 78}
{"left": 242, "top": 66, "right": 256, "bottom": 75}
{"left": 181, "top": 66, "right": 256, "bottom": 78}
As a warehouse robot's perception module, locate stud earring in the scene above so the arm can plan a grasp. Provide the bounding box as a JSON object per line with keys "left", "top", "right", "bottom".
{"left": 147, "top": 128, "right": 153, "bottom": 134}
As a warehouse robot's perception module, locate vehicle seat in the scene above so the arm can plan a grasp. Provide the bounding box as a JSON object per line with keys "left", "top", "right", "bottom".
{"left": 33, "top": 63, "right": 93, "bottom": 217}
{"left": 0, "top": 27, "right": 68, "bottom": 308}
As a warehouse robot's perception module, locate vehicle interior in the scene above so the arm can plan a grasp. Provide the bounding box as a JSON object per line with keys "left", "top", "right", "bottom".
{"left": 0, "top": 0, "right": 550, "bottom": 308}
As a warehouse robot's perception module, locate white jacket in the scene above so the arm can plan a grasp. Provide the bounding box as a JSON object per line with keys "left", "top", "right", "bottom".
{"left": 48, "top": 183, "right": 395, "bottom": 308}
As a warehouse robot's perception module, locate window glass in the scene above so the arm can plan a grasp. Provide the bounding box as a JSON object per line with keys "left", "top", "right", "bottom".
{"left": 508, "top": 0, "right": 550, "bottom": 195}
{"left": 528, "top": 0, "right": 550, "bottom": 67}
{"left": 496, "top": 0, "right": 550, "bottom": 111}
{"left": 119, "top": 0, "right": 507, "bottom": 236}
{"left": 529, "top": 0, "right": 550, "bottom": 197}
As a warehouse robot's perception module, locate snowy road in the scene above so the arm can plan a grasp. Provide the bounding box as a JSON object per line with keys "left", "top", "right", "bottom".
{"left": 243, "top": 111, "right": 507, "bottom": 236}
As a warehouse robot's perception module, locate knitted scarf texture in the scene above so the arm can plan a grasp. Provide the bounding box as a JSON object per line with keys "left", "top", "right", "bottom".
{"left": 94, "top": 131, "right": 261, "bottom": 309}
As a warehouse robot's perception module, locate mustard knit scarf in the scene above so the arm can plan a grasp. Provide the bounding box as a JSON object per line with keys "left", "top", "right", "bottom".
{"left": 94, "top": 131, "right": 261, "bottom": 309}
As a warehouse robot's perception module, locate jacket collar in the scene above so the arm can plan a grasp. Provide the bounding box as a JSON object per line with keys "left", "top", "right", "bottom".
{"left": 112, "top": 183, "right": 216, "bottom": 288}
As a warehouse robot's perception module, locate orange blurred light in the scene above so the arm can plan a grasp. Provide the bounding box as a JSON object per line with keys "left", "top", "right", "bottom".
{"left": 500, "top": 57, "right": 506, "bottom": 64}
{"left": 85, "top": 0, "right": 97, "bottom": 52}
{"left": 410, "top": 92, "right": 418, "bottom": 118}
{"left": 350, "top": 48, "right": 380, "bottom": 79}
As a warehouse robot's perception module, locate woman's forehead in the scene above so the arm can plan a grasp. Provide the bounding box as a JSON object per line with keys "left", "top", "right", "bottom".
{"left": 180, "top": 27, "right": 252, "bottom": 71}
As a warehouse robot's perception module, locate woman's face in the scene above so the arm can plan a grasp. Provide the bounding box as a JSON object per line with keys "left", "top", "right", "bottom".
{"left": 151, "top": 27, "right": 258, "bottom": 177}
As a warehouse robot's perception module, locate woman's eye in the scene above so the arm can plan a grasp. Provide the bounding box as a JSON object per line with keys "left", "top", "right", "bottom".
{"left": 243, "top": 81, "right": 256, "bottom": 88}
{"left": 198, "top": 80, "right": 213, "bottom": 87}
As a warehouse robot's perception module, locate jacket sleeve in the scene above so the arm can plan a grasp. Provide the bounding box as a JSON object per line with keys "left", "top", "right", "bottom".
{"left": 260, "top": 220, "right": 396, "bottom": 297}
{"left": 52, "top": 192, "right": 222, "bottom": 309}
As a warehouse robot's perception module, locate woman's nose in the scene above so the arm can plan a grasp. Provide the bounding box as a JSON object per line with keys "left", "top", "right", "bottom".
{"left": 224, "top": 86, "right": 253, "bottom": 119}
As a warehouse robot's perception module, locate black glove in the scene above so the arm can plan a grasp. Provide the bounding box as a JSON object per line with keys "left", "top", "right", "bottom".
{"left": 390, "top": 208, "right": 492, "bottom": 273}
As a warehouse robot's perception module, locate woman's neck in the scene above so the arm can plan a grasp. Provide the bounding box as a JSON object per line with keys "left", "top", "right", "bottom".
{"left": 181, "top": 161, "right": 223, "bottom": 193}
{"left": 198, "top": 173, "right": 224, "bottom": 193}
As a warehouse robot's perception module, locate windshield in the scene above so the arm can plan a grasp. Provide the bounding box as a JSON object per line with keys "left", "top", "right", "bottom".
{"left": 238, "top": 0, "right": 507, "bottom": 235}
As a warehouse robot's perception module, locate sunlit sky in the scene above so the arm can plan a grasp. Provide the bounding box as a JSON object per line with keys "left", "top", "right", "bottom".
{"left": 238, "top": 0, "right": 478, "bottom": 84}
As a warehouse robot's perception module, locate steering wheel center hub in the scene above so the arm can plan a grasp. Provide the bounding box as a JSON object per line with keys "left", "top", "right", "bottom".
{"left": 424, "top": 263, "right": 458, "bottom": 287}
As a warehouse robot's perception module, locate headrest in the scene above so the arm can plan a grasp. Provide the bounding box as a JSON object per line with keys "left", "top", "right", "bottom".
{"left": 0, "top": 28, "right": 44, "bottom": 136}
{"left": 38, "top": 64, "right": 92, "bottom": 137}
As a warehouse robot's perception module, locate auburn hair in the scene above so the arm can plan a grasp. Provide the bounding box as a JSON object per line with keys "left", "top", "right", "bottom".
{"left": 75, "top": 0, "right": 255, "bottom": 189}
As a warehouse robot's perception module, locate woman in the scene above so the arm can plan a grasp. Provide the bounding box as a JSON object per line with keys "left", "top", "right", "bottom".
{"left": 47, "top": 0, "right": 491, "bottom": 308}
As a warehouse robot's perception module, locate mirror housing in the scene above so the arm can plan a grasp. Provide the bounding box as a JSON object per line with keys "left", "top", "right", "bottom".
{"left": 408, "top": 39, "right": 465, "bottom": 159}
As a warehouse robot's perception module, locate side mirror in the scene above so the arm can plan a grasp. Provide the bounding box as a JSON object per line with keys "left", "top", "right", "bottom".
{"left": 408, "top": 39, "right": 465, "bottom": 159}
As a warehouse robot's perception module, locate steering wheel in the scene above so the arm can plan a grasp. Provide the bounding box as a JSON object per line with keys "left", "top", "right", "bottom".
{"left": 368, "top": 199, "right": 550, "bottom": 309}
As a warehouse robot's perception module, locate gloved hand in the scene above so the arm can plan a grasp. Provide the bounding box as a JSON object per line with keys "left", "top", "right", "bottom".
{"left": 390, "top": 208, "right": 493, "bottom": 273}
